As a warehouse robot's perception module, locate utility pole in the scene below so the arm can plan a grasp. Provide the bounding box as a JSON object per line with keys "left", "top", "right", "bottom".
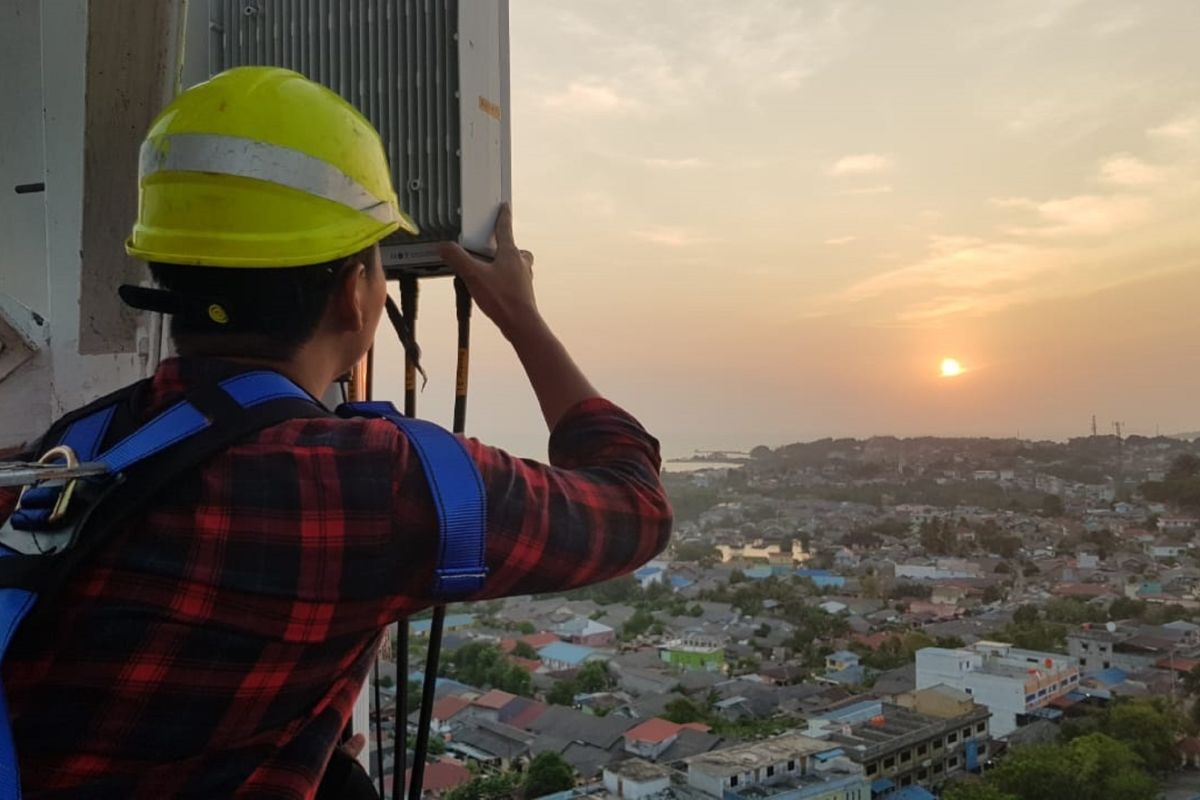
{"left": 1091, "top": 415, "right": 1098, "bottom": 437}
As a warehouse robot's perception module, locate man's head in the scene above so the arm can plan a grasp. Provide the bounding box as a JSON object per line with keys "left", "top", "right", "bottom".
{"left": 122, "top": 67, "right": 414, "bottom": 383}
{"left": 143, "top": 244, "right": 387, "bottom": 375}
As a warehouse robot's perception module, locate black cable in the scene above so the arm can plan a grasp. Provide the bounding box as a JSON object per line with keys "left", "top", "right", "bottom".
{"left": 408, "top": 279, "right": 473, "bottom": 800}
{"left": 392, "top": 277, "right": 419, "bottom": 800}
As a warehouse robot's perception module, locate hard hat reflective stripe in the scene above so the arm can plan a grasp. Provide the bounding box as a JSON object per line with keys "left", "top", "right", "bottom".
{"left": 140, "top": 133, "right": 400, "bottom": 225}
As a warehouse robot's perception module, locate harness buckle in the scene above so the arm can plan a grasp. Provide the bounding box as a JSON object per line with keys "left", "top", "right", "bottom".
{"left": 16, "top": 445, "right": 83, "bottom": 525}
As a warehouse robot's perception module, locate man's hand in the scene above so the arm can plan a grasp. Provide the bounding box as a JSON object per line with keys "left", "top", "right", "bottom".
{"left": 437, "top": 203, "right": 600, "bottom": 430}
{"left": 339, "top": 733, "right": 367, "bottom": 759}
{"left": 438, "top": 203, "right": 539, "bottom": 342}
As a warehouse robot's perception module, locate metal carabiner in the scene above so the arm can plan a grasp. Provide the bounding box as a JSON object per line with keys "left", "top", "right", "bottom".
{"left": 16, "top": 445, "right": 83, "bottom": 525}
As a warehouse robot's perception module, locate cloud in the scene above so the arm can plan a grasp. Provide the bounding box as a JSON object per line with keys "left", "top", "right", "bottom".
{"left": 543, "top": 81, "right": 638, "bottom": 115}
{"left": 633, "top": 225, "right": 718, "bottom": 247}
{"left": 825, "top": 236, "right": 857, "bottom": 245}
{"left": 828, "top": 153, "right": 893, "bottom": 176}
{"left": 525, "top": 1, "right": 871, "bottom": 120}
{"left": 1149, "top": 115, "right": 1199, "bottom": 140}
{"left": 640, "top": 157, "right": 709, "bottom": 170}
{"left": 842, "top": 236, "right": 1054, "bottom": 302}
{"left": 994, "top": 193, "right": 1151, "bottom": 238}
{"left": 1098, "top": 154, "right": 1165, "bottom": 186}
{"left": 839, "top": 184, "right": 894, "bottom": 196}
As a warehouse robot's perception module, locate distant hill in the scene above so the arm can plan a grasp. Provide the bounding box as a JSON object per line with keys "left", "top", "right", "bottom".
{"left": 1168, "top": 432, "right": 1200, "bottom": 441}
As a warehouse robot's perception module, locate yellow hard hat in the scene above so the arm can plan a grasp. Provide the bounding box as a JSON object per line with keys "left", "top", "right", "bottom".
{"left": 126, "top": 66, "right": 417, "bottom": 268}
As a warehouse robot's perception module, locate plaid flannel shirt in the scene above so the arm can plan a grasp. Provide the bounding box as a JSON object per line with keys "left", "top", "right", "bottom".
{"left": 0, "top": 357, "right": 672, "bottom": 798}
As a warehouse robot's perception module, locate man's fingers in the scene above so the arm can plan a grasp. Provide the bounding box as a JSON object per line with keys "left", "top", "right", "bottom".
{"left": 438, "top": 242, "right": 480, "bottom": 279}
{"left": 493, "top": 202, "right": 515, "bottom": 248}
{"left": 341, "top": 733, "right": 367, "bottom": 758}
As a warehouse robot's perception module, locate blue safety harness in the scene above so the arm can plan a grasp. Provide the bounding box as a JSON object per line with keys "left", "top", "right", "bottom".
{"left": 0, "top": 370, "right": 486, "bottom": 798}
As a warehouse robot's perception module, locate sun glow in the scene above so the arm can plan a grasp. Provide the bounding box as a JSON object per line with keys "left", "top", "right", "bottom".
{"left": 940, "top": 358, "right": 964, "bottom": 378}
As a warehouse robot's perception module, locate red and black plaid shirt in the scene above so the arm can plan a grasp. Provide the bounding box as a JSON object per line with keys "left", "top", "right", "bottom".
{"left": 0, "top": 357, "right": 672, "bottom": 798}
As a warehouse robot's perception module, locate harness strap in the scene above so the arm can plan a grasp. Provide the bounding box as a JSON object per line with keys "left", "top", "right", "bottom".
{"left": 0, "top": 373, "right": 488, "bottom": 798}
{"left": 0, "top": 372, "right": 326, "bottom": 800}
{"left": 338, "top": 401, "right": 487, "bottom": 598}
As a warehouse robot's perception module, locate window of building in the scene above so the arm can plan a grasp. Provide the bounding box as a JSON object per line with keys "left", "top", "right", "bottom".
{"left": 866, "top": 762, "right": 878, "bottom": 777}
{"left": 948, "top": 756, "right": 960, "bottom": 769}
{"left": 730, "top": 776, "right": 739, "bottom": 788}
{"left": 976, "top": 722, "right": 986, "bottom": 734}
{"left": 787, "top": 760, "right": 796, "bottom": 772}
{"left": 900, "top": 750, "right": 912, "bottom": 763}
{"left": 900, "top": 775, "right": 913, "bottom": 787}
{"left": 1079, "top": 657, "right": 1087, "bottom": 666}
{"left": 917, "top": 743, "right": 928, "bottom": 756}
{"left": 962, "top": 728, "right": 971, "bottom": 739}
{"left": 933, "top": 763, "right": 944, "bottom": 774}
{"left": 884, "top": 757, "right": 896, "bottom": 769}
{"left": 947, "top": 732, "right": 958, "bottom": 745}
{"left": 1025, "top": 694, "right": 1036, "bottom": 704}
{"left": 918, "top": 768, "right": 929, "bottom": 780}
{"left": 964, "top": 687, "right": 973, "bottom": 694}
{"left": 1103, "top": 661, "right": 1111, "bottom": 669}
{"left": 766, "top": 766, "right": 775, "bottom": 778}
{"left": 1081, "top": 642, "right": 1090, "bottom": 651}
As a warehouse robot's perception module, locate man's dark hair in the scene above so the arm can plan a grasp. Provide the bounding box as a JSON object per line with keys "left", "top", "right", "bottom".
{"left": 147, "top": 249, "right": 372, "bottom": 359}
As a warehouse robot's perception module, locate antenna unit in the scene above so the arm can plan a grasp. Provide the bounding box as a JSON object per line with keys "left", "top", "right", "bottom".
{"left": 192, "top": 0, "right": 511, "bottom": 277}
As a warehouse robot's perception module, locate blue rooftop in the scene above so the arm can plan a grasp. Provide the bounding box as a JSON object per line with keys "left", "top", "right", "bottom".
{"left": 828, "top": 650, "right": 859, "bottom": 662}
{"left": 893, "top": 788, "right": 936, "bottom": 800}
{"left": 411, "top": 613, "right": 475, "bottom": 634}
{"left": 635, "top": 566, "right": 664, "bottom": 578}
{"left": 795, "top": 568, "right": 832, "bottom": 577}
{"left": 812, "top": 748, "right": 845, "bottom": 762}
{"left": 744, "top": 565, "right": 772, "bottom": 580}
{"left": 538, "top": 641, "right": 597, "bottom": 666}
{"left": 670, "top": 575, "right": 695, "bottom": 588}
{"left": 1089, "top": 667, "right": 1127, "bottom": 686}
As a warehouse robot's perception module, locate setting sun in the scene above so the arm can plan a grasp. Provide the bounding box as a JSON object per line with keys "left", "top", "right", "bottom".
{"left": 940, "top": 358, "right": 964, "bottom": 378}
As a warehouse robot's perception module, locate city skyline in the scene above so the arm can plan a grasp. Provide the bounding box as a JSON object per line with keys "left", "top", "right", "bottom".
{"left": 375, "top": 0, "right": 1200, "bottom": 458}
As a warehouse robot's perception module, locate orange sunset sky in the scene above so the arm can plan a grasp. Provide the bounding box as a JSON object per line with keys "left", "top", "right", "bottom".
{"left": 375, "top": 0, "right": 1200, "bottom": 458}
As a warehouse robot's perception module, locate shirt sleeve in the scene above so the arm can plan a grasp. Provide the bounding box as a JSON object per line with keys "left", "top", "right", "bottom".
{"left": 388, "top": 398, "right": 673, "bottom": 613}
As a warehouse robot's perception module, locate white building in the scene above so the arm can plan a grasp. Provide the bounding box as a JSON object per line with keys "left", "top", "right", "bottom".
{"left": 685, "top": 734, "right": 868, "bottom": 799}
{"left": 916, "top": 642, "right": 1079, "bottom": 737}
{"left": 604, "top": 759, "right": 673, "bottom": 799}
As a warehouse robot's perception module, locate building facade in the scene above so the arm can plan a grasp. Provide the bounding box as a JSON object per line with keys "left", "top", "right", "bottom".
{"left": 804, "top": 690, "right": 989, "bottom": 794}
{"left": 685, "top": 734, "right": 868, "bottom": 800}
{"left": 916, "top": 642, "right": 1079, "bottom": 737}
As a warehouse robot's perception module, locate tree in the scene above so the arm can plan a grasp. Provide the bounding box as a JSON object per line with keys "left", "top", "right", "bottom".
{"left": 442, "top": 771, "right": 522, "bottom": 800}
{"left": 517, "top": 621, "right": 536, "bottom": 635}
{"left": 1092, "top": 698, "right": 1184, "bottom": 773}
{"left": 574, "top": 661, "right": 613, "bottom": 694}
{"left": 441, "top": 642, "right": 532, "bottom": 696}
{"left": 524, "top": 752, "right": 576, "bottom": 798}
{"left": 986, "top": 733, "right": 1158, "bottom": 800}
{"left": 941, "top": 782, "right": 1017, "bottom": 800}
{"left": 546, "top": 680, "right": 576, "bottom": 706}
{"left": 662, "top": 697, "right": 709, "bottom": 724}
{"left": 729, "top": 569, "right": 746, "bottom": 584}
{"left": 1012, "top": 604, "right": 1040, "bottom": 625}
{"left": 993, "top": 621, "right": 1066, "bottom": 651}
{"left": 1040, "top": 493, "right": 1065, "bottom": 518}
{"left": 512, "top": 641, "right": 538, "bottom": 660}
{"left": 674, "top": 540, "right": 720, "bottom": 564}
{"left": 622, "top": 609, "right": 655, "bottom": 639}
{"left": 1107, "top": 597, "right": 1146, "bottom": 621}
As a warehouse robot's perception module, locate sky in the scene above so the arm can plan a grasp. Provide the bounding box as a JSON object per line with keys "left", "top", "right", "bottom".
{"left": 376, "top": 0, "right": 1200, "bottom": 460}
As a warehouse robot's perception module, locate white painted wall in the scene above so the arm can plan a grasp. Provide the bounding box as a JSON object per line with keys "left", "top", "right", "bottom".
{"left": 0, "top": 0, "right": 165, "bottom": 452}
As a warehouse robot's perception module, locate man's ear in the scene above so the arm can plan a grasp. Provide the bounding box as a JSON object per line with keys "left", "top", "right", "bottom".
{"left": 330, "top": 257, "right": 368, "bottom": 331}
